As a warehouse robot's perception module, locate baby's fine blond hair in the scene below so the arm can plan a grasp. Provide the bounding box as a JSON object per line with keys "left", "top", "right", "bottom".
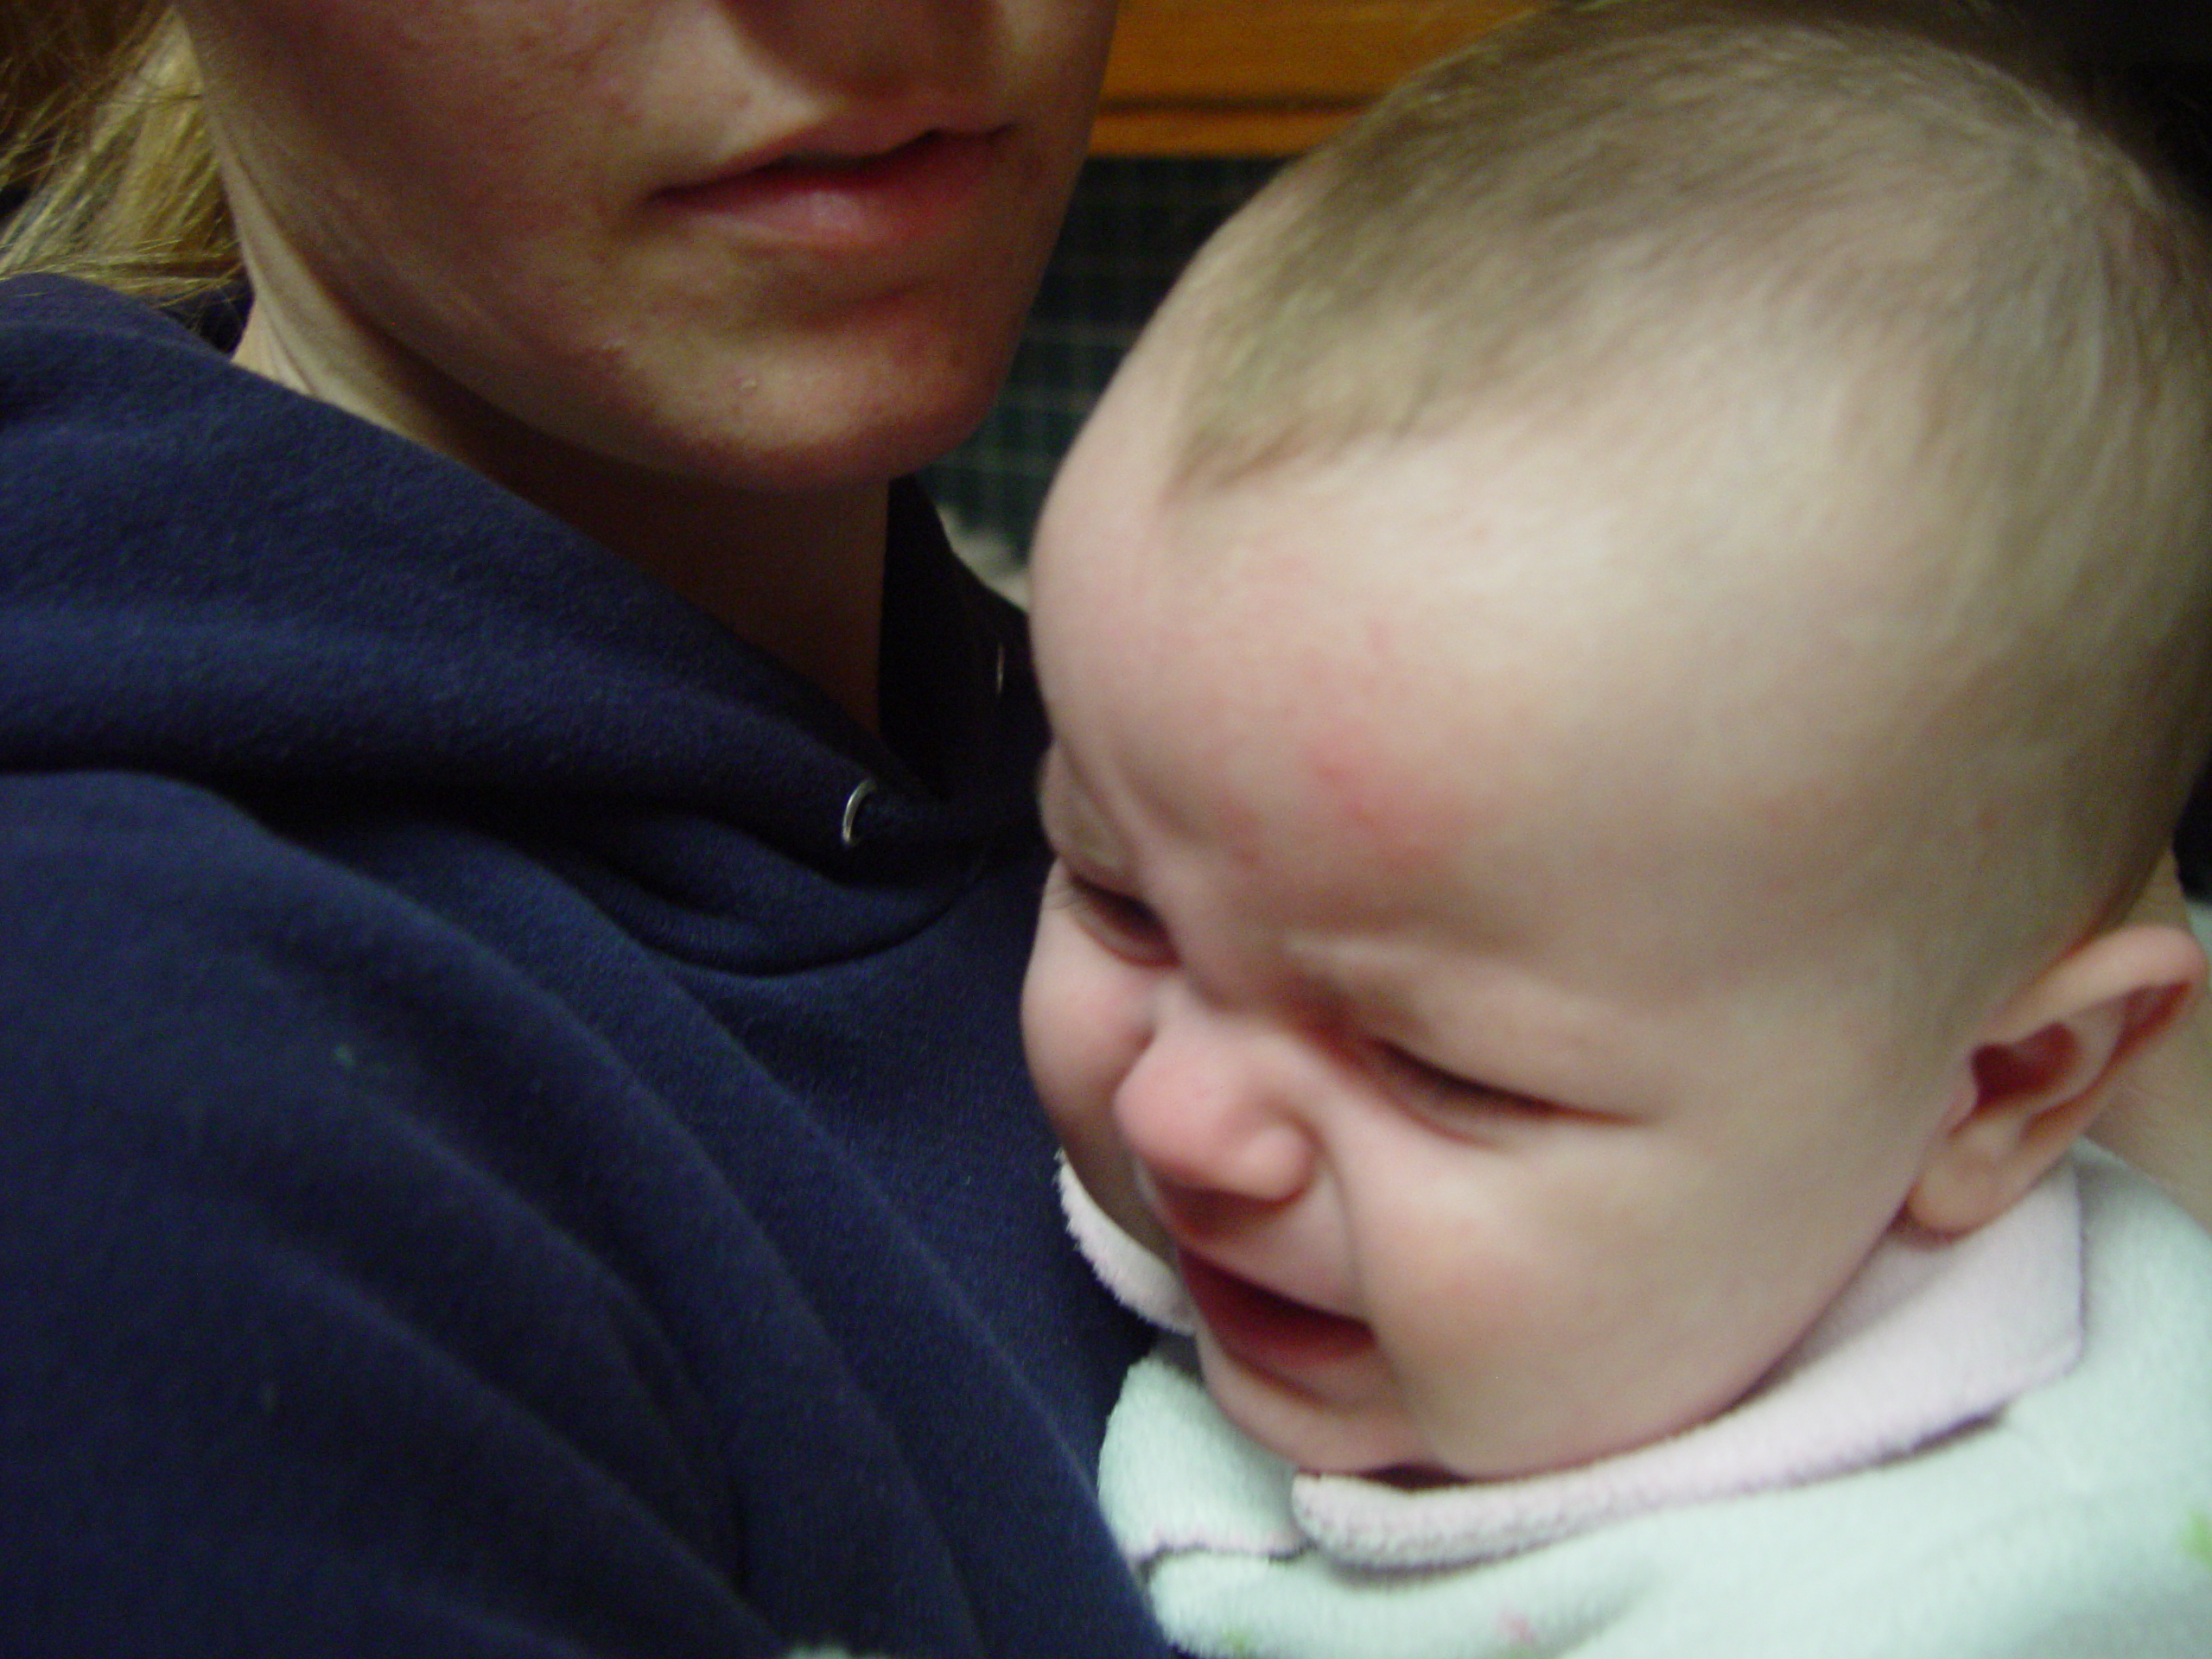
{"left": 1157, "top": 0, "right": 2212, "bottom": 1034}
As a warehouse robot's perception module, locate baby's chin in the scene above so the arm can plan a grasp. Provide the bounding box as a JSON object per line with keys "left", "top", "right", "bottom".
{"left": 1220, "top": 1380, "right": 1715, "bottom": 1486}
{"left": 1399, "top": 1386, "right": 1771, "bottom": 1485}
{"left": 1201, "top": 1353, "right": 1439, "bottom": 1478}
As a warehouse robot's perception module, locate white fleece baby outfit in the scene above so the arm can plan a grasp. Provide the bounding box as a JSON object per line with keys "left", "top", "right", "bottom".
{"left": 1065, "top": 1149, "right": 2212, "bottom": 1657}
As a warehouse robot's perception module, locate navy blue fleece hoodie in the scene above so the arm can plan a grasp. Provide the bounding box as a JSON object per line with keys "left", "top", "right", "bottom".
{"left": 0, "top": 276, "right": 1166, "bottom": 1659}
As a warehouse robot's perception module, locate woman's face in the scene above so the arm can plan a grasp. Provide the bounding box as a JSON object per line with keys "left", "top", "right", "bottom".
{"left": 178, "top": 0, "right": 1116, "bottom": 489}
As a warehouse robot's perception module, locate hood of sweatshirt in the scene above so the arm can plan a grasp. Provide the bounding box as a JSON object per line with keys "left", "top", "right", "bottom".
{"left": 0, "top": 275, "right": 1046, "bottom": 972}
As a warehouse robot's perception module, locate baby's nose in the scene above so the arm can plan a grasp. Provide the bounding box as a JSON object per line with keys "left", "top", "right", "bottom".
{"left": 1112, "top": 995, "right": 1315, "bottom": 1209}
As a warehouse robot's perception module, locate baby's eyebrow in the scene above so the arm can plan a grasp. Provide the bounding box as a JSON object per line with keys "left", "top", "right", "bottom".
{"left": 1034, "top": 750, "right": 1122, "bottom": 874}
{"left": 1033, "top": 747, "right": 1069, "bottom": 829}
{"left": 1034, "top": 748, "right": 1087, "bottom": 856}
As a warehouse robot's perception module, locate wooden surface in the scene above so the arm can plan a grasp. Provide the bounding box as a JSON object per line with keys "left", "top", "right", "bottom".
{"left": 1093, "top": 0, "right": 1536, "bottom": 154}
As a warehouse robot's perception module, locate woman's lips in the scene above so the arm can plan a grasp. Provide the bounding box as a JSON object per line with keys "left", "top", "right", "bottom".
{"left": 1178, "top": 1251, "right": 1376, "bottom": 1371}
{"left": 657, "top": 129, "right": 1004, "bottom": 250}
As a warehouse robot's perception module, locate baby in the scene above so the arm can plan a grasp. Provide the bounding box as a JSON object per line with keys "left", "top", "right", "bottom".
{"left": 1019, "top": 3, "right": 2212, "bottom": 1653}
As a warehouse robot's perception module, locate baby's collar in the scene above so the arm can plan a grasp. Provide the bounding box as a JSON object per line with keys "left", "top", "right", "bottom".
{"left": 1064, "top": 1152, "right": 2084, "bottom": 1567}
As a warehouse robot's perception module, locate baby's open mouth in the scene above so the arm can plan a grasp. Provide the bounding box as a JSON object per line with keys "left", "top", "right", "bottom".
{"left": 1178, "top": 1251, "right": 1376, "bottom": 1368}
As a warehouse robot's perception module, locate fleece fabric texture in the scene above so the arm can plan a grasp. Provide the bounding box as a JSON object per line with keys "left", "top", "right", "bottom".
{"left": 1088, "top": 1151, "right": 2212, "bottom": 1656}
{"left": 1088, "top": 1156, "right": 2088, "bottom": 1567}
{"left": 0, "top": 275, "right": 1169, "bottom": 1659}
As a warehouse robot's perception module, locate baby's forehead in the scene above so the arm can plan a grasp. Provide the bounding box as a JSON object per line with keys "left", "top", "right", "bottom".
{"left": 1168, "top": 492, "right": 1932, "bottom": 844}
{"left": 1159, "top": 365, "right": 1951, "bottom": 690}
{"left": 1054, "top": 346, "right": 1962, "bottom": 851}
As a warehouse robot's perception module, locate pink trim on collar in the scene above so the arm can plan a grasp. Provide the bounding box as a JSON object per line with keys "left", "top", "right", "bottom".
{"left": 1069, "top": 1154, "right": 2083, "bottom": 1568}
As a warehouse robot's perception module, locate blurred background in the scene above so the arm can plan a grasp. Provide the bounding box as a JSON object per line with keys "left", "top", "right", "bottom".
{"left": 925, "top": 0, "right": 2212, "bottom": 594}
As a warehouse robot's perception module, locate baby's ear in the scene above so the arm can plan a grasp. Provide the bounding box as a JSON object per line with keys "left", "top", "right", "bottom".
{"left": 1907, "top": 923, "right": 2206, "bottom": 1234}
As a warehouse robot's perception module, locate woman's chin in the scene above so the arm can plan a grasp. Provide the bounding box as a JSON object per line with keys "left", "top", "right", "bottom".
{"left": 600, "top": 347, "right": 1009, "bottom": 496}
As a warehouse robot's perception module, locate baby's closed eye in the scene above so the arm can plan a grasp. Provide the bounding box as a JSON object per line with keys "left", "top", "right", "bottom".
{"left": 1052, "top": 861, "right": 1175, "bottom": 964}
{"left": 1369, "top": 1041, "right": 1562, "bottom": 1128}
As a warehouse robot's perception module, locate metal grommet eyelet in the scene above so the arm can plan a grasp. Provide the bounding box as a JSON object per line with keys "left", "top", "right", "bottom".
{"left": 841, "top": 777, "right": 877, "bottom": 849}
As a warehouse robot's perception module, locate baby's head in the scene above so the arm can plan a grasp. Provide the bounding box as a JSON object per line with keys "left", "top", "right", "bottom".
{"left": 1021, "top": 0, "right": 2212, "bottom": 1482}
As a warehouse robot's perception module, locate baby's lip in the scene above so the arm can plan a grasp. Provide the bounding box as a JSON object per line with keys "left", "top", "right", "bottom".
{"left": 1177, "top": 1249, "right": 1376, "bottom": 1370}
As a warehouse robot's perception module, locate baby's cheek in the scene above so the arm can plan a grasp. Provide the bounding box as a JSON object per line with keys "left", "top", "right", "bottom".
{"left": 1381, "top": 1270, "right": 1628, "bottom": 1478}
{"left": 1020, "top": 923, "right": 1166, "bottom": 1250}
{"left": 1366, "top": 1216, "right": 1577, "bottom": 1408}
{"left": 1021, "top": 922, "right": 1122, "bottom": 1110}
